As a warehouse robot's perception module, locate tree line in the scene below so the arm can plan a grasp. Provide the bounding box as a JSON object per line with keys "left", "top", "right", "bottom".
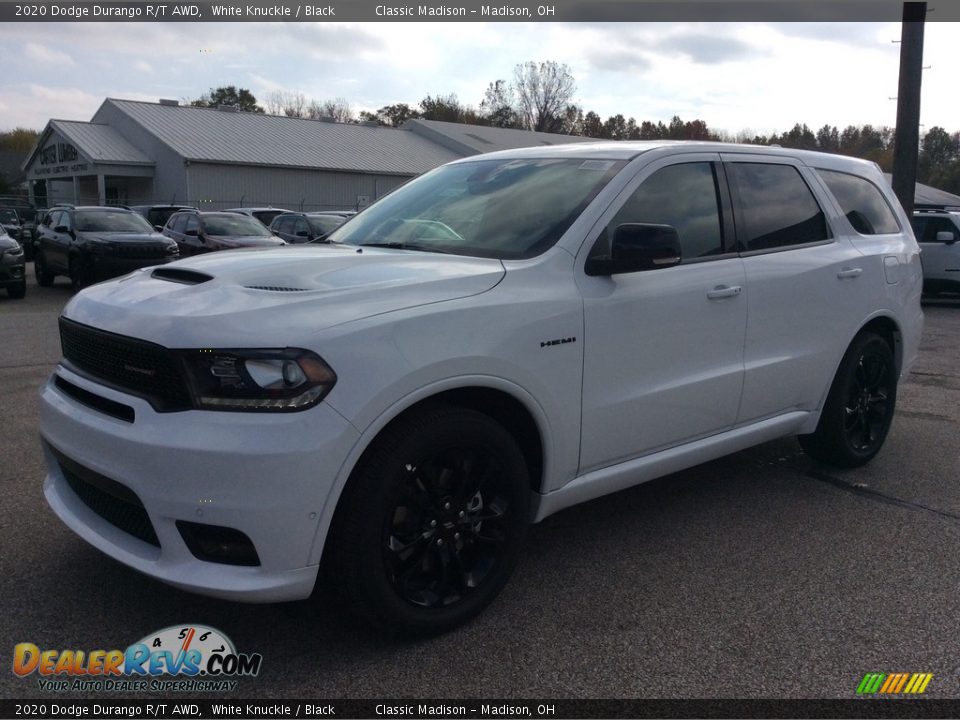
{"left": 188, "top": 62, "right": 960, "bottom": 195}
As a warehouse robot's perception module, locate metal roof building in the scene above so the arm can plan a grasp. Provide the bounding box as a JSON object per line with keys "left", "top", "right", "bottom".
{"left": 22, "top": 99, "right": 589, "bottom": 212}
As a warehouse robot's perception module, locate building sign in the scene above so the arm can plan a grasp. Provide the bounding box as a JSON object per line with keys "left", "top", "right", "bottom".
{"left": 31, "top": 140, "right": 88, "bottom": 177}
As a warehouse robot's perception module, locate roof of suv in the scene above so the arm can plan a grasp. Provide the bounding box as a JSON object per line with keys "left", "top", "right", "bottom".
{"left": 455, "top": 140, "right": 881, "bottom": 173}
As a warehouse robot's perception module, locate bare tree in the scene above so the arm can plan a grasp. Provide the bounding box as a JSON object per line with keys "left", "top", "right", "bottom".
{"left": 512, "top": 61, "right": 576, "bottom": 133}
{"left": 307, "top": 97, "right": 355, "bottom": 123}
{"left": 266, "top": 90, "right": 307, "bottom": 118}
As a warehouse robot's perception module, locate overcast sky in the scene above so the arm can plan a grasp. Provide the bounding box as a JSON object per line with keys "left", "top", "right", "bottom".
{"left": 0, "top": 21, "right": 957, "bottom": 135}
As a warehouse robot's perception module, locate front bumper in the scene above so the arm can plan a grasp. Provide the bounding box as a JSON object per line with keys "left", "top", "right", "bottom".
{"left": 0, "top": 252, "right": 25, "bottom": 286}
{"left": 40, "top": 364, "right": 360, "bottom": 602}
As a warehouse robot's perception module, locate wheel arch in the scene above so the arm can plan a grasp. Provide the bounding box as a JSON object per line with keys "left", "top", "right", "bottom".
{"left": 802, "top": 311, "right": 903, "bottom": 435}
{"left": 308, "top": 378, "right": 550, "bottom": 567}
{"left": 857, "top": 313, "right": 903, "bottom": 375}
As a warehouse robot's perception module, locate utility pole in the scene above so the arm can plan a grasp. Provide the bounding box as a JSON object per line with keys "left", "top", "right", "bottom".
{"left": 891, "top": 2, "right": 927, "bottom": 216}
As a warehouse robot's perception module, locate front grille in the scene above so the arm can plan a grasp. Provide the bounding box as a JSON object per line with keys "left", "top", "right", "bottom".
{"left": 115, "top": 244, "right": 171, "bottom": 259}
{"left": 59, "top": 317, "right": 192, "bottom": 411}
{"left": 53, "top": 447, "right": 160, "bottom": 547}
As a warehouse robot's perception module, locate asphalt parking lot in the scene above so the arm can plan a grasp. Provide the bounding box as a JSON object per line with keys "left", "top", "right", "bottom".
{"left": 2, "top": 265, "right": 959, "bottom": 700}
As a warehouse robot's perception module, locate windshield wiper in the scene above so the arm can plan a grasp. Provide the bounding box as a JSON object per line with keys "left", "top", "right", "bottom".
{"left": 358, "top": 242, "right": 451, "bottom": 254}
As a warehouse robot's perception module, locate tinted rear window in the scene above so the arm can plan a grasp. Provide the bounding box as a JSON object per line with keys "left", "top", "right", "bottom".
{"left": 727, "top": 163, "right": 829, "bottom": 251}
{"left": 817, "top": 169, "right": 900, "bottom": 235}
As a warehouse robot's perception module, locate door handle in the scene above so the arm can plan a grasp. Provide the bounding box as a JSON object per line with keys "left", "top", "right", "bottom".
{"left": 707, "top": 285, "right": 742, "bottom": 300}
{"left": 837, "top": 267, "right": 862, "bottom": 279}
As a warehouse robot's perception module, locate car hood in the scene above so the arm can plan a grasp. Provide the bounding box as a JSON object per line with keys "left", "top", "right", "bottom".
{"left": 62, "top": 245, "right": 506, "bottom": 347}
{"left": 209, "top": 235, "right": 286, "bottom": 247}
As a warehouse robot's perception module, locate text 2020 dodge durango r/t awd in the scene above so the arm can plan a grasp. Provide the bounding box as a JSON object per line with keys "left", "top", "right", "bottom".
{"left": 40, "top": 142, "right": 923, "bottom": 634}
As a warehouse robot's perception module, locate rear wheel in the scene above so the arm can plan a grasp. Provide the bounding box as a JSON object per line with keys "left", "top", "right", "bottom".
{"left": 327, "top": 404, "right": 530, "bottom": 635}
{"left": 799, "top": 332, "right": 897, "bottom": 468}
{"left": 35, "top": 251, "right": 54, "bottom": 287}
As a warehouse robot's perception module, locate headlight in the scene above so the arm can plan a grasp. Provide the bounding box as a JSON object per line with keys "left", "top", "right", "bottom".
{"left": 179, "top": 348, "right": 336, "bottom": 411}
{"left": 2, "top": 245, "right": 23, "bottom": 257}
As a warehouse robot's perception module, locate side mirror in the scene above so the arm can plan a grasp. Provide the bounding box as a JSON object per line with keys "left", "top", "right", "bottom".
{"left": 154, "top": 225, "right": 163, "bottom": 232}
{"left": 54, "top": 225, "right": 69, "bottom": 234}
{"left": 935, "top": 231, "right": 956, "bottom": 245}
{"left": 296, "top": 230, "right": 310, "bottom": 238}
{"left": 185, "top": 228, "right": 199, "bottom": 237}
{"left": 586, "top": 223, "right": 682, "bottom": 276}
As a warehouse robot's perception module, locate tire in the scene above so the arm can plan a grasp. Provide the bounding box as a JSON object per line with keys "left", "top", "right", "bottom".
{"left": 7, "top": 281, "right": 25, "bottom": 299}
{"left": 326, "top": 404, "right": 530, "bottom": 636}
{"left": 35, "top": 251, "right": 54, "bottom": 287}
{"left": 69, "top": 256, "right": 90, "bottom": 290}
{"left": 799, "top": 332, "right": 897, "bottom": 468}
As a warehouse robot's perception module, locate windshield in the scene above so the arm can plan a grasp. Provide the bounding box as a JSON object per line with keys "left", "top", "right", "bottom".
{"left": 329, "top": 158, "right": 626, "bottom": 259}
{"left": 0, "top": 209, "right": 18, "bottom": 224}
{"left": 75, "top": 210, "right": 154, "bottom": 233}
{"left": 308, "top": 215, "right": 347, "bottom": 235}
{"left": 204, "top": 215, "right": 273, "bottom": 237}
{"left": 252, "top": 210, "right": 285, "bottom": 226}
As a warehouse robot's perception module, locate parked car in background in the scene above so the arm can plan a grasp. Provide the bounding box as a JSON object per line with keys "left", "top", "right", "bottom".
{"left": 16, "top": 208, "right": 40, "bottom": 261}
{"left": 35, "top": 206, "right": 178, "bottom": 289}
{"left": 162, "top": 210, "right": 286, "bottom": 255}
{"left": 224, "top": 207, "right": 292, "bottom": 228}
{"left": 0, "top": 227, "right": 26, "bottom": 298}
{"left": 129, "top": 204, "right": 198, "bottom": 230}
{"left": 269, "top": 211, "right": 355, "bottom": 244}
{"left": 911, "top": 209, "right": 960, "bottom": 296}
{"left": 0, "top": 207, "right": 23, "bottom": 247}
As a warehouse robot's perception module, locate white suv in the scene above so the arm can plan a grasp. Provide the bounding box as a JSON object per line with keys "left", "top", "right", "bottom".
{"left": 911, "top": 208, "right": 960, "bottom": 296}
{"left": 40, "top": 142, "right": 923, "bottom": 634}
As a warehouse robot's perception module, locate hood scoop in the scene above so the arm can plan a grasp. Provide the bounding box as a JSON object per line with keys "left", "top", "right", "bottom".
{"left": 152, "top": 268, "right": 214, "bottom": 285}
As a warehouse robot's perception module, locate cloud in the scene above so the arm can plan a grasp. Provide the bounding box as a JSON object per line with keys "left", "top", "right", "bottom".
{"left": 134, "top": 61, "right": 153, "bottom": 73}
{"left": 24, "top": 43, "right": 75, "bottom": 66}
{"left": 658, "top": 34, "right": 756, "bottom": 64}
{"left": 583, "top": 47, "right": 652, "bottom": 73}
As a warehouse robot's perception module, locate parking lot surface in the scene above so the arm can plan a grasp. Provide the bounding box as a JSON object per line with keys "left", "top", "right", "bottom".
{"left": 2, "top": 266, "right": 959, "bottom": 699}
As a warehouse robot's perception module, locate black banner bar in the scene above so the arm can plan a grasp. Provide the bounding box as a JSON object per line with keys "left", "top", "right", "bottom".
{"left": 6, "top": 699, "right": 960, "bottom": 719}
{"left": 2, "top": 0, "right": 960, "bottom": 22}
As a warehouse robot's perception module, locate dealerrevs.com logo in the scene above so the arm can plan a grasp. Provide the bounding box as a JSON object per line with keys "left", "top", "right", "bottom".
{"left": 13, "top": 625, "right": 262, "bottom": 692}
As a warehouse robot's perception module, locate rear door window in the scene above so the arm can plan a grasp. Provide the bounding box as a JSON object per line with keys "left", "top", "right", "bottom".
{"left": 817, "top": 169, "right": 900, "bottom": 235}
{"left": 727, "top": 163, "right": 830, "bottom": 252}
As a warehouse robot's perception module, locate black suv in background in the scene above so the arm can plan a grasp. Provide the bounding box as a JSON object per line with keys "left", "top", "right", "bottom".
{"left": 162, "top": 210, "right": 286, "bottom": 255}
{"left": 269, "top": 211, "right": 355, "bottom": 244}
{"left": 129, "top": 204, "right": 198, "bottom": 230}
{"left": 35, "top": 206, "right": 179, "bottom": 289}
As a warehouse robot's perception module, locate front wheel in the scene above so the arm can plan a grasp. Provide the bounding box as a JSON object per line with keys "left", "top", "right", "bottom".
{"left": 326, "top": 404, "right": 530, "bottom": 635}
{"left": 799, "top": 332, "right": 897, "bottom": 468}
{"left": 35, "top": 251, "right": 54, "bottom": 287}
{"left": 69, "top": 256, "right": 91, "bottom": 290}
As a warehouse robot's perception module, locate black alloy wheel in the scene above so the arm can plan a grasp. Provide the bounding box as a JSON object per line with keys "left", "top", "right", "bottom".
{"left": 384, "top": 446, "right": 513, "bottom": 609}
{"left": 800, "top": 332, "right": 897, "bottom": 468}
{"left": 327, "top": 404, "right": 530, "bottom": 635}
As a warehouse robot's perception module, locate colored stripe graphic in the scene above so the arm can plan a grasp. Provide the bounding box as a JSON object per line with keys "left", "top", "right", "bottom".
{"left": 857, "top": 673, "right": 886, "bottom": 694}
{"left": 857, "top": 672, "right": 932, "bottom": 694}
